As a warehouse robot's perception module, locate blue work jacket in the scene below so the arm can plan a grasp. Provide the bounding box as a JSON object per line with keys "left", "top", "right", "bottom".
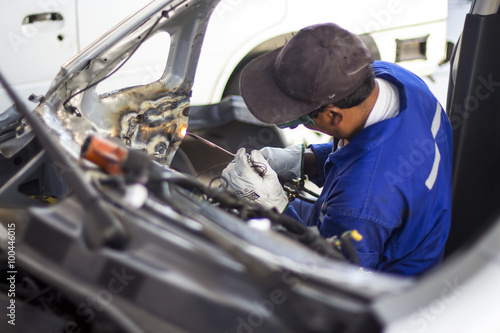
{"left": 285, "top": 61, "right": 453, "bottom": 276}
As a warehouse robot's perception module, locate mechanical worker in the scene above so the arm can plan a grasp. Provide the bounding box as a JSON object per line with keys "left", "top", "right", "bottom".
{"left": 222, "top": 23, "right": 452, "bottom": 276}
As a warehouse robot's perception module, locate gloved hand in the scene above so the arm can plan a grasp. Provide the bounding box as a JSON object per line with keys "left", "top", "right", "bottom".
{"left": 222, "top": 148, "right": 289, "bottom": 212}
{"left": 259, "top": 144, "right": 305, "bottom": 181}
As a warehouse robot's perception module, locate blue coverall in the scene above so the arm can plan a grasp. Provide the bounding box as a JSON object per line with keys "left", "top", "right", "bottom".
{"left": 285, "top": 61, "right": 453, "bottom": 276}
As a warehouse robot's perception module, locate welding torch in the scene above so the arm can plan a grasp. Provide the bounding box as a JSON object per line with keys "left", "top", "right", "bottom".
{"left": 186, "top": 132, "right": 319, "bottom": 200}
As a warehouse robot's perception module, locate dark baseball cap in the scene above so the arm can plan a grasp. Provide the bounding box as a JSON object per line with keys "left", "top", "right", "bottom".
{"left": 240, "top": 23, "right": 374, "bottom": 124}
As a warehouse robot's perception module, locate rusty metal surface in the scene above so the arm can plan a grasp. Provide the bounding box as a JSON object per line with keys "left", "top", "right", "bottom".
{"left": 114, "top": 92, "right": 189, "bottom": 164}
{"left": 29, "top": 0, "right": 219, "bottom": 166}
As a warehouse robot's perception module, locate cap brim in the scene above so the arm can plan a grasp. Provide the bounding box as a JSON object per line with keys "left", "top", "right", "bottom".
{"left": 240, "top": 47, "right": 320, "bottom": 125}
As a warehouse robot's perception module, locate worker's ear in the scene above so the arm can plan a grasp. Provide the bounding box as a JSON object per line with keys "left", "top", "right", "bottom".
{"left": 322, "top": 105, "right": 343, "bottom": 127}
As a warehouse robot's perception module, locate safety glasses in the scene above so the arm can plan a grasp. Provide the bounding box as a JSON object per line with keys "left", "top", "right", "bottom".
{"left": 276, "top": 106, "right": 325, "bottom": 129}
{"left": 276, "top": 114, "right": 316, "bottom": 129}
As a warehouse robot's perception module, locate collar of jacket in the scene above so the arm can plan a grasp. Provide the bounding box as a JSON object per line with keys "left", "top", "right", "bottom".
{"left": 326, "top": 61, "right": 409, "bottom": 175}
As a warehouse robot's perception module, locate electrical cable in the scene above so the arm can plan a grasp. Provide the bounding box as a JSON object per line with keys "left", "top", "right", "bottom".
{"left": 158, "top": 172, "right": 346, "bottom": 261}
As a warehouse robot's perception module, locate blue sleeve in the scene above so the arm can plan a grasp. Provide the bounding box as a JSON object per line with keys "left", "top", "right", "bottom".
{"left": 308, "top": 141, "right": 334, "bottom": 187}
{"left": 318, "top": 211, "right": 393, "bottom": 270}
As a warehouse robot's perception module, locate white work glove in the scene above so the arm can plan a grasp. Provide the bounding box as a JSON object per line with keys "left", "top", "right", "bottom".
{"left": 259, "top": 144, "right": 305, "bottom": 181}
{"left": 222, "top": 148, "right": 288, "bottom": 212}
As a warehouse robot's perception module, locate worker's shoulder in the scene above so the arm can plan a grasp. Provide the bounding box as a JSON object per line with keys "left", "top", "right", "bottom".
{"left": 373, "top": 61, "right": 441, "bottom": 127}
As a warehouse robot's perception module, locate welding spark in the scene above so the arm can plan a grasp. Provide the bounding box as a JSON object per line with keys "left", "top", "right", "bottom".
{"left": 179, "top": 126, "right": 187, "bottom": 137}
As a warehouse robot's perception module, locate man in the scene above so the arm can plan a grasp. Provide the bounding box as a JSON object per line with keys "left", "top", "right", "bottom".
{"left": 222, "top": 23, "right": 452, "bottom": 276}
